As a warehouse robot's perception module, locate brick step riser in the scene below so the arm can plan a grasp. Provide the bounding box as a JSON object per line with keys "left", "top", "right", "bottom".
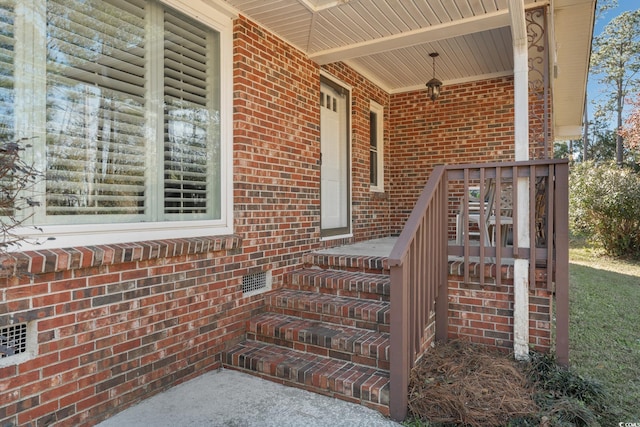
{"left": 302, "top": 254, "right": 390, "bottom": 276}
{"left": 223, "top": 342, "right": 390, "bottom": 416}
{"left": 285, "top": 271, "right": 390, "bottom": 302}
{"left": 246, "top": 332, "right": 390, "bottom": 370}
{"left": 264, "top": 291, "right": 390, "bottom": 333}
{"left": 247, "top": 317, "right": 390, "bottom": 370}
{"left": 265, "top": 306, "right": 390, "bottom": 333}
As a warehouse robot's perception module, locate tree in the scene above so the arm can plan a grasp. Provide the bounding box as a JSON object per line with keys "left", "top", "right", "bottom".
{"left": 589, "top": 10, "right": 640, "bottom": 165}
{"left": 620, "top": 93, "right": 640, "bottom": 151}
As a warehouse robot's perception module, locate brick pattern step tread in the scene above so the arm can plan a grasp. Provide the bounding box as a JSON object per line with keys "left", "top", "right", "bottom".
{"left": 249, "top": 312, "right": 390, "bottom": 368}
{"left": 224, "top": 341, "right": 390, "bottom": 407}
{"left": 266, "top": 289, "right": 390, "bottom": 332}
{"left": 302, "top": 253, "right": 390, "bottom": 275}
{"left": 287, "top": 268, "right": 390, "bottom": 301}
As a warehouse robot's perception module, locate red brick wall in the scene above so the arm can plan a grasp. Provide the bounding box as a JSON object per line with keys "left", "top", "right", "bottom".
{"left": 233, "top": 15, "right": 322, "bottom": 272}
{"left": 388, "top": 78, "right": 516, "bottom": 234}
{"left": 447, "top": 262, "right": 553, "bottom": 352}
{"left": 0, "top": 237, "right": 256, "bottom": 426}
{"left": 388, "top": 78, "right": 550, "bottom": 234}
{"left": 0, "top": 15, "right": 328, "bottom": 427}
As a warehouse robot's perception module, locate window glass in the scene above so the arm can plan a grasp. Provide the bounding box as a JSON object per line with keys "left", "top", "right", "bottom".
{"left": 4, "top": 0, "right": 224, "bottom": 230}
{"left": 369, "top": 111, "right": 378, "bottom": 185}
{"left": 369, "top": 102, "right": 384, "bottom": 191}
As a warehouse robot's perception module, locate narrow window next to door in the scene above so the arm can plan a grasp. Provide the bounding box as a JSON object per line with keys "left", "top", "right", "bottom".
{"left": 369, "top": 101, "right": 384, "bottom": 192}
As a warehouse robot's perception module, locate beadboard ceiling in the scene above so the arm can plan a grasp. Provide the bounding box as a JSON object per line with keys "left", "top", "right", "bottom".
{"left": 222, "top": 0, "right": 596, "bottom": 138}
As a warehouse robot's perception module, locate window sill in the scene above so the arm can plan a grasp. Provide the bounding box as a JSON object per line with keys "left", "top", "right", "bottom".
{"left": 0, "top": 235, "right": 242, "bottom": 277}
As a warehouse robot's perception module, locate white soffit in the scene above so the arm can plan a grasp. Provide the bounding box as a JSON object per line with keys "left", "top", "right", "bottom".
{"left": 222, "top": 0, "right": 594, "bottom": 130}
{"left": 552, "top": 0, "right": 596, "bottom": 140}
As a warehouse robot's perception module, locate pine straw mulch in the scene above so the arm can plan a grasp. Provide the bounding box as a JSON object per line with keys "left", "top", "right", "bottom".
{"left": 407, "top": 340, "right": 538, "bottom": 427}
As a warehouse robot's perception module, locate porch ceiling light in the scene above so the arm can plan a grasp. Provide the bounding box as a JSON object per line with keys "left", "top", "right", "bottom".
{"left": 426, "top": 52, "right": 442, "bottom": 101}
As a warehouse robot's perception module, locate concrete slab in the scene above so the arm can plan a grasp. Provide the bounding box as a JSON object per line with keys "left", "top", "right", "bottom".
{"left": 96, "top": 369, "right": 401, "bottom": 427}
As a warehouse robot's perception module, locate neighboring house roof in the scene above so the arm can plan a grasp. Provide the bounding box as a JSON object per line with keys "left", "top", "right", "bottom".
{"left": 222, "top": 0, "right": 595, "bottom": 140}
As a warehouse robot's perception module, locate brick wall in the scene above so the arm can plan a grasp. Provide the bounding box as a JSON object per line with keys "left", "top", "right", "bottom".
{"left": 388, "top": 78, "right": 515, "bottom": 234}
{"left": 388, "top": 78, "right": 550, "bottom": 234}
{"left": 0, "top": 15, "right": 328, "bottom": 427}
{"left": 447, "top": 261, "right": 553, "bottom": 352}
{"left": 233, "top": 15, "right": 321, "bottom": 274}
{"left": 0, "top": 237, "right": 256, "bottom": 426}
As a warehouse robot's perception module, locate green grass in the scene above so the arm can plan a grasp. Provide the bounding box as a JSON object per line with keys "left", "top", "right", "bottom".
{"left": 569, "top": 238, "right": 640, "bottom": 422}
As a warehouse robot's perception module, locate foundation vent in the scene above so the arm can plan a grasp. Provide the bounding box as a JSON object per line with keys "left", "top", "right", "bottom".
{"left": 1, "top": 323, "right": 28, "bottom": 358}
{"left": 242, "top": 271, "right": 272, "bottom": 296}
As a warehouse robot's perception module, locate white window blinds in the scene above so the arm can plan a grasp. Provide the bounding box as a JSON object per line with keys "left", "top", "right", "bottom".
{"left": 0, "top": 0, "right": 14, "bottom": 138}
{"left": 34, "top": 0, "right": 221, "bottom": 224}
{"left": 163, "top": 10, "right": 218, "bottom": 218}
{"left": 46, "top": 0, "right": 147, "bottom": 218}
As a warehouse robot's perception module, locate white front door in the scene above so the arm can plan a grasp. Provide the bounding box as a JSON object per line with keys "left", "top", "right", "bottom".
{"left": 320, "top": 79, "right": 350, "bottom": 236}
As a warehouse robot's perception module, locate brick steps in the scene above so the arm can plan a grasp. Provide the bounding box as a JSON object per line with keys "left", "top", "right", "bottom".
{"left": 248, "top": 312, "right": 390, "bottom": 369}
{"left": 266, "top": 289, "right": 390, "bottom": 333}
{"left": 288, "top": 268, "right": 390, "bottom": 301}
{"left": 224, "top": 341, "right": 390, "bottom": 413}
{"left": 302, "top": 253, "right": 390, "bottom": 275}
{"left": 224, "top": 252, "right": 392, "bottom": 415}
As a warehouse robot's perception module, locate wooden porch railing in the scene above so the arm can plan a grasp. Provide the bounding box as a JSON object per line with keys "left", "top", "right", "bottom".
{"left": 387, "top": 159, "right": 569, "bottom": 421}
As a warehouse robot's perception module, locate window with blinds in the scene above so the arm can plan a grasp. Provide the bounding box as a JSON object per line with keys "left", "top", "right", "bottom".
{"left": 3, "top": 0, "right": 222, "bottom": 226}
{"left": 163, "top": 10, "right": 219, "bottom": 218}
{"left": 0, "top": 0, "right": 13, "bottom": 140}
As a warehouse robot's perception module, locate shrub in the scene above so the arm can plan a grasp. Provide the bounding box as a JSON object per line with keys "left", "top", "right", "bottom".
{"left": 524, "top": 352, "right": 614, "bottom": 427}
{"left": 569, "top": 161, "right": 640, "bottom": 258}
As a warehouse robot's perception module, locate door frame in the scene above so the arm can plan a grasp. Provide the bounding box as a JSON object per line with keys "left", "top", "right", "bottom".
{"left": 320, "top": 72, "right": 352, "bottom": 239}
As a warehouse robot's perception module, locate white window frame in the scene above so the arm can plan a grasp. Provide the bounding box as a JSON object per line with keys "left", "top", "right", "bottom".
{"left": 9, "top": 0, "right": 236, "bottom": 251}
{"left": 369, "top": 100, "right": 384, "bottom": 192}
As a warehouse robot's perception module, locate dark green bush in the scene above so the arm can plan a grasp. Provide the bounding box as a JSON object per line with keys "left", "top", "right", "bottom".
{"left": 569, "top": 161, "right": 640, "bottom": 258}
{"left": 524, "top": 352, "right": 614, "bottom": 427}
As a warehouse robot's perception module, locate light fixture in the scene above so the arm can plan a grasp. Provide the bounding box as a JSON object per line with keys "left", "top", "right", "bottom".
{"left": 426, "top": 52, "right": 442, "bottom": 101}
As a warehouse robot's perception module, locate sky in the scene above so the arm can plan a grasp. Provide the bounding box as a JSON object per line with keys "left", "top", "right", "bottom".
{"left": 586, "top": 0, "right": 639, "bottom": 127}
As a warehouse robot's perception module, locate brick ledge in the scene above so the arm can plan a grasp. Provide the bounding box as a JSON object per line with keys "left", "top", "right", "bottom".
{"left": 0, "top": 235, "right": 242, "bottom": 277}
{"left": 448, "top": 259, "right": 551, "bottom": 287}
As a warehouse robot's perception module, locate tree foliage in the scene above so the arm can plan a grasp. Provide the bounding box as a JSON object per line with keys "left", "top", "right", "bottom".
{"left": 570, "top": 161, "right": 640, "bottom": 258}
{"left": 619, "top": 92, "right": 640, "bottom": 151}
{"left": 589, "top": 9, "right": 640, "bottom": 165}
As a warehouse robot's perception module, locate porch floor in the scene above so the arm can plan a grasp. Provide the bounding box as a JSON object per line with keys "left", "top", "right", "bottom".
{"left": 318, "top": 236, "right": 514, "bottom": 265}
{"left": 317, "top": 237, "right": 397, "bottom": 257}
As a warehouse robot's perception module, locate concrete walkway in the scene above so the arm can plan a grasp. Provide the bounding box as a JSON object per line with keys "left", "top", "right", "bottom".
{"left": 96, "top": 369, "right": 401, "bottom": 427}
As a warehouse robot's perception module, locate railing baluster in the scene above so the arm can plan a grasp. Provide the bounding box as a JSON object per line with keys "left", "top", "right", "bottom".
{"left": 512, "top": 165, "right": 519, "bottom": 256}
{"left": 479, "top": 168, "right": 486, "bottom": 287}
{"left": 495, "top": 167, "right": 502, "bottom": 286}
{"left": 529, "top": 165, "right": 537, "bottom": 289}
{"left": 546, "top": 165, "right": 555, "bottom": 290}
{"left": 463, "top": 169, "right": 470, "bottom": 284}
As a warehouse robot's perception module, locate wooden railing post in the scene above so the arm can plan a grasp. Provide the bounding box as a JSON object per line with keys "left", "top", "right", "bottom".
{"left": 435, "top": 177, "right": 449, "bottom": 343}
{"left": 389, "top": 264, "right": 409, "bottom": 421}
{"left": 555, "top": 163, "right": 570, "bottom": 366}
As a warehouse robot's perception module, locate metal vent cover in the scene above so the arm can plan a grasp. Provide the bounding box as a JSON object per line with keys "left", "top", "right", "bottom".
{"left": 1, "top": 323, "right": 28, "bottom": 358}
{"left": 242, "top": 271, "right": 272, "bottom": 296}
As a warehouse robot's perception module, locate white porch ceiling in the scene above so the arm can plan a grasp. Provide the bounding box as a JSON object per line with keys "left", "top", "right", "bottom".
{"left": 222, "top": 0, "right": 596, "bottom": 139}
